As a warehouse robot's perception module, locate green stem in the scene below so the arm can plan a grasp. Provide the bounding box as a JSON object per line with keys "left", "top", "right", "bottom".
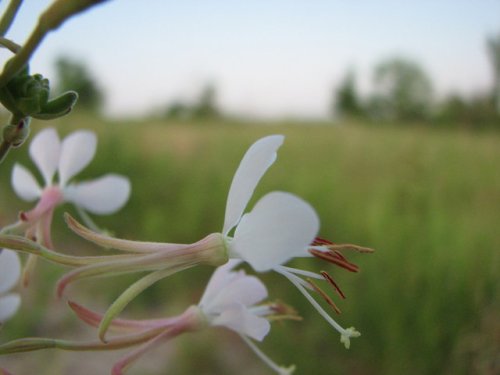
{"left": 98, "top": 267, "right": 191, "bottom": 342}
{"left": 0, "top": 0, "right": 23, "bottom": 36}
{"left": 0, "top": 326, "right": 167, "bottom": 355}
{"left": 0, "top": 0, "right": 111, "bottom": 86}
{"left": 0, "top": 26, "right": 43, "bottom": 86}
{"left": 0, "top": 140, "right": 10, "bottom": 164}
{"left": 75, "top": 205, "right": 103, "bottom": 234}
{"left": 0, "top": 234, "right": 140, "bottom": 267}
{"left": 0, "top": 220, "right": 29, "bottom": 236}
{"left": 0, "top": 36, "right": 20, "bottom": 52}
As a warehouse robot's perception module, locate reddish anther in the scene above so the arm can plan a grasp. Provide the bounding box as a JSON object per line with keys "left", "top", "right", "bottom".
{"left": 309, "top": 248, "right": 359, "bottom": 273}
{"left": 320, "top": 271, "right": 346, "bottom": 299}
{"left": 307, "top": 278, "right": 341, "bottom": 315}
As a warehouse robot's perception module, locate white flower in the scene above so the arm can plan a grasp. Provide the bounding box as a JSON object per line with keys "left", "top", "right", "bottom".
{"left": 13, "top": 127, "right": 131, "bottom": 216}
{"left": 199, "top": 260, "right": 295, "bottom": 374}
{"left": 11, "top": 127, "right": 131, "bottom": 247}
{"left": 220, "top": 135, "right": 319, "bottom": 271}
{"left": 198, "top": 260, "right": 271, "bottom": 341}
{"left": 61, "top": 261, "right": 294, "bottom": 375}
{"left": 0, "top": 249, "right": 21, "bottom": 323}
{"left": 221, "top": 135, "right": 363, "bottom": 348}
{"left": 62, "top": 134, "right": 367, "bottom": 348}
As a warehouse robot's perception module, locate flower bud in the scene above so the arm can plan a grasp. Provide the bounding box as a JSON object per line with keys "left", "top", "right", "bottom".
{"left": 5, "top": 72, "right": 50, "bottom": 116}
{"left": 0, "top": 65, "right": 77, "bottom": 120}
{"left": 2, "top": 118, "right": 30, "bottom": 147}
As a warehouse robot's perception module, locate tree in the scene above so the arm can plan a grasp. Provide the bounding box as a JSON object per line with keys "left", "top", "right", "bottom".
{"left": 435, "top": 94, "right": 468, "bottom": 124}
{"left": 333, "top": 70, "right": 363, "bottom": 119}
{"left": 191, "top": 84, "right": 220, "bottom": 119}
{"left": 164, "top": 84, "right": 222, "bottom": 121}
{"left": 54, "top": 56, "right": 104, "bottom": 112}
{"left": 164, "top": 101, "right": 191, "bottom": 120}
{"left": 369, "top": 57, "right": 433, "bottom": 122}
{"left": 487, "top": 33, "right": 500, "bottom": 114}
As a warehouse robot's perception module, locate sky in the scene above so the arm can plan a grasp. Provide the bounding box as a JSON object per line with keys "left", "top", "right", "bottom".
{"left": 2, "top": 0, "right": 500, "bottom": 119}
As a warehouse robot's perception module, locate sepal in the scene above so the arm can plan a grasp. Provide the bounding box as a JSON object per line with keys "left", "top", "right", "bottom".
{"left": 33, "top": 91, "right": 78, "bottom": 120}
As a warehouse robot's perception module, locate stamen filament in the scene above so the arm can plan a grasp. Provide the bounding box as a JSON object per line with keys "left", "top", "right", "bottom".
{"left": 309, "top": 248, "right": 359, "bottom": 272}
{"left": 306, "top": 278, "right": 341, "bottom": 315}
{"left": 274, "top": 267, "right": 351, "bottom": 338}
{"left": 275, "top": 268, "right": 314, "bottom": 290}
{"left": 320, "top": 271, "right": 346, "bottom": 299}
{"left": 327, "top": 244, "right": 375, "bottom": 253}
{"left": 239, "top": 334, "right": 295, "bottom": 375}
{"left": 279, "top": 266, "right": 323, "bottom": 280}
{"left": 311, "top": 237, "right": 334, "bottom": 246}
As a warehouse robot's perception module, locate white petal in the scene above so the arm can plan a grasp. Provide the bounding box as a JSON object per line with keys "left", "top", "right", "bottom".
{"left": 0, "top": 294, "right": 21, "bottom": 322}
{"left": 199, "top": 260, "right": 243, "bottom": 307}
{"left": 29, "top": 127, "right": 60, "bottom": 185}
{"left": 58, "top": 130, "right": 97, "bottom": 186}
{"left": 11, "top": 164, "right": 42, "bottom": 201}
{"left": 203, "top": 274, "right": 268, "bottom": 314}
{"left": 0, "top": 249, "right": 21, "bottom": 295}
{"left": 222, "top": 135, "right": 284, "bottom": 235}
{"left": 212, "top": 304, "right": 270, "bottom": 341}
{"left": 64, "top": 174, "right": 131, "bottom": 214}
{"left": 232, "top": 191, "right": 319, "bottom": 272}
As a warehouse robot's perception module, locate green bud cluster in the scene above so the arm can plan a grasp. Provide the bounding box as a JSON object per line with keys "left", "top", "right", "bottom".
{"left": 0, "top": 66, "right": 78, "bottom": 120}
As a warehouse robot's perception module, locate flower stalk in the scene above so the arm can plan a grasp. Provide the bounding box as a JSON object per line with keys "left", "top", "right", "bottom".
{"left": 0, "top": 0, "right": 23, "bottom": 36}
{"left": 0, "top": 263, "right": 296, "bottom": 375}
{"left": 0, "top": 0, "right": 111, "bottom": 87}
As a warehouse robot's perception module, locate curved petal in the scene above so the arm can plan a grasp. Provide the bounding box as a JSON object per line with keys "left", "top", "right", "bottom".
{"left": 232, "top": 191, "right": 319, "bottom": 272}
{"left": 222, "top": 135, "right": 284, "bottom": 235}
{"left": 204, "top": 274, "right": 268, "bottom": 314}
{"left": 0, "top": 294, "right": 21, "bottom": 322}
{"left": 11, "top": 164, "right": 42, "bottom": 201}
{"left": 199, "top": 260, "right": 243, "bottom": 307}
{"left": 58, "top": 130, "right": 97, "bottom": 186}
{"left": 0, "top": 249, "right": 21, "bottom": 295}
{"left": 29, "top": 127, "right": 60, "bottom": 185}
{"left": 64, "top": 174, "right": 131, "bottom": 214}
{"left": 212, "top": 304, "right": 270, "bottom": 341}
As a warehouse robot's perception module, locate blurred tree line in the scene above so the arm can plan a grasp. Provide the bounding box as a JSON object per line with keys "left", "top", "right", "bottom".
{"left": 163, "top": 84, "right": 221, "bottom": 121}
{"left": 52, "top": 33, "right": 500, "bottom": 128}
{"left": 333, "top": 33, "right": 500, "bottom": 128}
{"left": 53, "top": 56, "right": 221, "bottom": 120}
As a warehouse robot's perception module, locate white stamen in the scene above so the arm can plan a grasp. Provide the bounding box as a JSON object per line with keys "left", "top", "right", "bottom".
{"left": 239, "top": 334, "right": 295, "bottom": 375}
{"left": 279, "top": 266, "right": 324, "bottom": 280}
{"left": 274, "top": 267, "right": 354, "bottom": 341}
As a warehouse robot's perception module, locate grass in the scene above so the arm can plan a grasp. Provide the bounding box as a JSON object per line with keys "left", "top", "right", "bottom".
{"left": 0, "top": 115, "right": 498, "bottom": 374}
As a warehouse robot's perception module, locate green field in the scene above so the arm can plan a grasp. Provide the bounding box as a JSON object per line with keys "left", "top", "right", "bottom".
{"left": 0, "top": 116, "right": 498, "bottom": 375}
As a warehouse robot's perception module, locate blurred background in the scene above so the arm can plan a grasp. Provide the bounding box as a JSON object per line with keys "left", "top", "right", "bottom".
{"left": 0, "top": 1, "right": 499, "bottom": 374}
